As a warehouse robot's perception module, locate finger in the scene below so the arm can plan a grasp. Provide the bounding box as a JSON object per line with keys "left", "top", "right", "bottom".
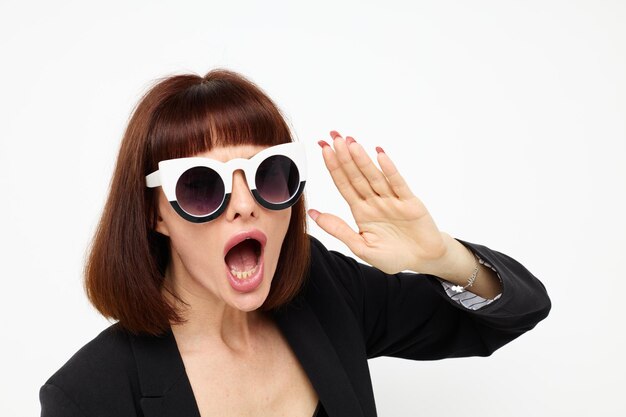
{"left": 318, "top": 139, "right": 362, "bottom": 205}
{"left": 375, "top": 147, "right": 415, "bottom": 200}
{"left": 307, "top": 209, "right": 365, "bottom": 256}
{"left": 331, "top": 132, "right": 377, "bottom": 200}
{"left": 345, "top": 137, "right": 395, "bottom": 198}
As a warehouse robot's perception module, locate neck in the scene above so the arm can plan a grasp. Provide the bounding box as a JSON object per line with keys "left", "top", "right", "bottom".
{"left": 163, "top": 273, "right": 267, "bottom": 355}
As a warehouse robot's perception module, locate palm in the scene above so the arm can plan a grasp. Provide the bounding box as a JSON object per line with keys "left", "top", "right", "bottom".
{"left": 311, "top": 132, "right": 446, "bottom": 274}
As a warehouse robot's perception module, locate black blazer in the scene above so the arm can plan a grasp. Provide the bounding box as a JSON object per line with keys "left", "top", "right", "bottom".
{"left": 40, "top": 236, "right": 551, "bottom": 417}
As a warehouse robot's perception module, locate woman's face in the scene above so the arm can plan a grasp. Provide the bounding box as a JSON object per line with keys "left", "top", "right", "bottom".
{"left": 155, "top": 144, "right": 292, "bottom": 313}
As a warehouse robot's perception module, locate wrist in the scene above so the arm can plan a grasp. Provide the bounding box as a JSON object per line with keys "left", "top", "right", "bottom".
{"left": 417, "top": 232, "right": 476, "bottom": 285}
{"left": 419, "top": 233, "right": 503, "bottom": 300}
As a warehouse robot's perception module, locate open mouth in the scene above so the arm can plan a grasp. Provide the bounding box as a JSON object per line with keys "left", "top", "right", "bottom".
{"left": 224, "top": 238, "right": 262, "bottom": 280}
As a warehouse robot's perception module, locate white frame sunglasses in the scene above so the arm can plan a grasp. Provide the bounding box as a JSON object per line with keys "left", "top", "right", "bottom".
{"left": 146, "top": 142, "right": 307, "bottom": 223}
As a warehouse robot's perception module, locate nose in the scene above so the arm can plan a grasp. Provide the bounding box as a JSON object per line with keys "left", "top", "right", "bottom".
{"left": 224, "top": 170, "right": 258, "bottom": 221}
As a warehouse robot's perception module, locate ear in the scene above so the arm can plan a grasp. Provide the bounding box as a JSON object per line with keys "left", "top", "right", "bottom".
{"left": 154, "top": 207, "right": 171, "bottom": 237}
{"left": 153, "top": 189, "right": 171, "bottom": 236}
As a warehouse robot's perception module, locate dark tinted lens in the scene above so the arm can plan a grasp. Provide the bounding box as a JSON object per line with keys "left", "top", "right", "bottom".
{"left": 175, "top": 167, "right": 225, "bottom": 216}
{"left": 255, "top": 155, "right": 299, "bottom": 204}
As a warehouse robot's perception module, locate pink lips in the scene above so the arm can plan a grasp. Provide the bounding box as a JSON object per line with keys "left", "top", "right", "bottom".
{"left": 223, "top": 229, "right": 267, "bottom": 257}
{"left": 223, "top": 229, "right": 267, "bottom": 293}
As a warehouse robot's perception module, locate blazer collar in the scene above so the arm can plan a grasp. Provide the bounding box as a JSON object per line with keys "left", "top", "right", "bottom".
{"left": 273, "top": 297, "right": 365, "bottom": 417}
{"left": 129, "top": 298, "right": 363, "bottom": 417}
{"left": 130, "top": 330, "right": 200, "bottom": 417}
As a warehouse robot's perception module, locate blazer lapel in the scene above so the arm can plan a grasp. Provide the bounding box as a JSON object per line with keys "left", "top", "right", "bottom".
{"left": 274, "top": 298, "right": 365, "bottom": 417}
{"left": 130, "top": 330, "right": 201, "bottom": 417}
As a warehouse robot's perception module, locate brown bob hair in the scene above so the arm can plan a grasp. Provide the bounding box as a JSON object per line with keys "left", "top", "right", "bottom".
{"left": 85, "top": 69, "right": 310, "bottom": 335}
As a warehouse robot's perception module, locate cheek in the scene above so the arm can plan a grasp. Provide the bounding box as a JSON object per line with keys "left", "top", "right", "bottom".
{"left": 169, "top": 227, "right": 219, "bottom": 266}
{"left": 161, "top": 213, "right": 222, "bottom": 280}
{"left": 279, "top": 209, "right": 292, "bottom": 238}
{"left": 167, "top": 231, "right": 228, "bottom": 295}
{"left": 268, "top": 209, "right": 292, "bottom": 259}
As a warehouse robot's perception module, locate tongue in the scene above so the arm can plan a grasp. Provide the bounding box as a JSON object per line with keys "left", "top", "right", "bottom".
{"left": 225, "top": 240, "right": 259, "bottom": 272}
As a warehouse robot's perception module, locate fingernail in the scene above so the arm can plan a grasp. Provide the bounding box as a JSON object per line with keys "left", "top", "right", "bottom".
{"left": 346, "top": 136, "right": 356, "bottom": 145}
{"left": 376, "top": 146, "right": 385, "bottom": 154}
{"left": 307, "top": 209, "right": 320, "bottom": 221}
{"left": 318, "top": 140, "right": 330, "bottom": 148}
{"left": 330, "top": 130, "right": 342, "bottom": 139}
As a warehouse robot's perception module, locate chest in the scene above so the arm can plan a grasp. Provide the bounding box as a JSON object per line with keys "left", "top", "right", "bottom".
{"left": 180, "top": 327, "right": 319, "bottom": 417}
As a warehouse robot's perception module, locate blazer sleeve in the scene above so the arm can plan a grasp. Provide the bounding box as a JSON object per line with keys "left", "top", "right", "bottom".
{"left": 40, "top": 383, "right": 86, "bottom": 417}
{"left": 311, "top": 236, "right": 551, "bottom": 360}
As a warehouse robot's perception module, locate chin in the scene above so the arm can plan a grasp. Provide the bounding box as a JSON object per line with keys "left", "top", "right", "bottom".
{"left": 228, "top": 290, "right": 270, "bottom": 312}
{"left": 228, "top": 273, "right": 273, "bottom": 312}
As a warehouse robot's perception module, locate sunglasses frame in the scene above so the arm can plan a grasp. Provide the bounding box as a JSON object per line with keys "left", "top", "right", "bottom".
{"left": 146, "top": 142, "right": 307, "bottom": 223}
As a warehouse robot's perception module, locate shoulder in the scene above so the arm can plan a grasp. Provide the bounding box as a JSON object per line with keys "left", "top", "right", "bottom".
{"left": 307, "top": 234, "right": 356, "bottom": 290}
{"left": 40, "top": 323, "right": 140, "bottom": 416}
{"left": 307, "top": 233, "right": 382, "bottom": 297}
{"left": 305, "top": 234, "right": 373, "bottom": 318}
{"left": 44, "top": 323, "right": 133, "bottom": 385}
{"left": 308, "top": 233, "right": 361, "bottom": 279}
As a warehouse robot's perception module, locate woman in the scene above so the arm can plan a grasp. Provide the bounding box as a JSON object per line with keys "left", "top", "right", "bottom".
{"left": 40, "top": 69, "right": 551, "bottom": 417}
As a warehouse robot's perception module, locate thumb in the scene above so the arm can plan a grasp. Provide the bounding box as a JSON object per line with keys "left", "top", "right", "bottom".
{"left": 307, "top": 209, "right": 363, "bottom": 255}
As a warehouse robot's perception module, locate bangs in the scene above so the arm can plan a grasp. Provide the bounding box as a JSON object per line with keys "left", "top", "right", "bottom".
{"left": 146, "top": 71, "right": 292, "bottom": 169}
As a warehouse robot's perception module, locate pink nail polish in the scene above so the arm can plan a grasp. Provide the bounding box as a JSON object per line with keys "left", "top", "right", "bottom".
{"left": 376, "top": 146, "right": 385, "bottom": 154}
{"left": 330, "top": 130, "right": 342, "bottom": 139}
{"left": 318, "top": 140, "right": 330, "bottom": 148}
{"left": 307, "top": 209, "right": 320, "bottom": 221}
{"left": 346, "top": 136, "right": 356, "bottom": 145}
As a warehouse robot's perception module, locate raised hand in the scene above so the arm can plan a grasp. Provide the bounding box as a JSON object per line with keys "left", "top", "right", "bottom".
{"left": 307, "top": 131, "right": 448, "bottom": 275}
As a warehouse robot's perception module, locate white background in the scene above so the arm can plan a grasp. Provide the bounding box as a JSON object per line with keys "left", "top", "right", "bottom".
{"left": 1, "top": 1, "right": 624, "bottom": 416}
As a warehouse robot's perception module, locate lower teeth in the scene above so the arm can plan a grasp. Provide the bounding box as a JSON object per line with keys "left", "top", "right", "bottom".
{"left": 230, "top": 264, "right": 258, "bottom": 280}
